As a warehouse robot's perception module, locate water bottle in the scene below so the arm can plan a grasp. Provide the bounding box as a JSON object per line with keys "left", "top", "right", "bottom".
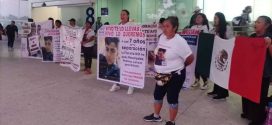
{"left": 265, "top": 102, "right": 272, "bottom": 125}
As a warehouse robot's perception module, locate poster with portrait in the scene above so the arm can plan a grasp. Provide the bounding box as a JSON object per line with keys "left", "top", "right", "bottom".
{"left": 97, "top": 25, "right": 146, "bottom": 89}
{"left": 141, "top": 24, "right": 158, "bottom": 77}
{"left": 20, "top": 21, "right": 52, "bottom": 59}
{"left": 41, "top": 29, "right": 60, "bottom": 62}
{"left": 179, "top": 29, "right": 200, "bottom": 88}
{"left": 60, "top": 26, "right": 84, "bottom": 72}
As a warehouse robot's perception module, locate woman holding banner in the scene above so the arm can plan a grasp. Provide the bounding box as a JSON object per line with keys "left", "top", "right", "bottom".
{"left": 189, "top": 13, "right": 211, "bottom": 90}
{"left": 207, "top": 12, "right": 233, "bottom": 100}
{"left": 143, "top": 16, "right": 194, "bottom": 125}
{"left": 109, "top": 9, "right": 135, "bottom": 95}
{"left": 82, "top": 21, "right": 96, "bottom": 74}
{"left": 241, "top": 16, "right": 272, "bottom": 125}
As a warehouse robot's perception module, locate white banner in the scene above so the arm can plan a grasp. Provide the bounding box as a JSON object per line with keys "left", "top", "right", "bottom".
{"left": 179, "top": 29, "right": 200, "bottom": 88}
{"left": 60, "top": 26, "right": 84, "bottom": 72}
{"left": 142, "top": 24, "right": 158, "bottom": 77}
{"left": 97, "top": 25, "right": 146, "bottom": 88}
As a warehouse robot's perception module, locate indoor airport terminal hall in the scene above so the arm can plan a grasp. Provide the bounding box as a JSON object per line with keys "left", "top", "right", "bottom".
{"left": 0, "top": 0, "right": 272, "bottom": 125}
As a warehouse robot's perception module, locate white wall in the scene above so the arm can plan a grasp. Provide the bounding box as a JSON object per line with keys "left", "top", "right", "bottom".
{"left": 0, "top": 0, "right": 29, "bottom": 20}
{"left": 32, "top": 7, "right": 61, "bottom": 22}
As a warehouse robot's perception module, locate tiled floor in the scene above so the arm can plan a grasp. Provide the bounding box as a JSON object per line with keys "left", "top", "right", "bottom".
{"left": 0, "top": 36, "right": 254, "bottom": 125}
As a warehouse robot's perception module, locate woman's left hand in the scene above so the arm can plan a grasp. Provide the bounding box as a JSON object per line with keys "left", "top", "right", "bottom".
{"left": 265, "top": 37, "right": 272, "bottom": 48}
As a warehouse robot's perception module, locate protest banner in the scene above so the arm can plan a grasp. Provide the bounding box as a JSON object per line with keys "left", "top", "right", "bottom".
{"left": 60, "top": 26, "right": 84, "bottom": 72}
{"left": 97, "top": 25, "right": 146, "bottom": 88}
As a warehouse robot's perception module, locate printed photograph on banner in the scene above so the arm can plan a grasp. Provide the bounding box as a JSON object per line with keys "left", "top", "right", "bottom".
{"left": 98, "top": 37, "right": 120, "bottom": 82}
{"left": 155, "top": 48, "right": 167, "bottom": 66}
{"left": 41, "top": 36, "right": 53, "bottom": 61}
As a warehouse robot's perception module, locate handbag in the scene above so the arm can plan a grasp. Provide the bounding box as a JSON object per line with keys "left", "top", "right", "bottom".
{"left": 154, "top": 72, "right": 172, "bottom": 86}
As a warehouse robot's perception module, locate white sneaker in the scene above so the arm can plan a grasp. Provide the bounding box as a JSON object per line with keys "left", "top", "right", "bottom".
{"left": 200, "top": 81, "right": 209, "bottom": 90}
{"left": 109, "top": 84, "right": 120, "bottom": 92}
{"left": 127, "top": 87, "right": 134, "bottom": 95}
{"left": 191, "top": 79, "right": 200, "bottom": 87}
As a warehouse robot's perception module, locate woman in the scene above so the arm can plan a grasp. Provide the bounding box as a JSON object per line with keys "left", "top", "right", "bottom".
{"left": 143, "top": 16, "right": 194, "bottom": 125}
{"left": 55, "top": 20, "right": 62, "bottom": 29}
{"left": 190, "top": 13, "right": 210, "bottom": 90}
{"left": 241, "top": 16, "right": 272, "bottom": 125}
{"left": 109, "top": 9, "right": 135, "bottom": 95}
{"left": 208, "top": 12, "right": 233, "bottom": 100}
{"left": 81, "top": 21, "right": 96, "bottom": 74}
{"left": 0, "top": 23, "right": 4, "bottom": 40}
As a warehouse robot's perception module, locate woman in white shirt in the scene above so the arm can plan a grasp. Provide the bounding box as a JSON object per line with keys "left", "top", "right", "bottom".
{"left": 190, "top": 13, "right": 211, "bottom": 89}
{"left": 109, "top": 9, "right": 135, "bottom": 94}
{"left": 190, "top": 13, "right": 210, "bottom": 33}
{"left": 208, "top": 12, "right": 233, "bottom": 100}
{"left": 81, "top": 21, "right": 96, "bottom": 74}
{"left": 143, "top": 16, "right": 194, "bottom": 125}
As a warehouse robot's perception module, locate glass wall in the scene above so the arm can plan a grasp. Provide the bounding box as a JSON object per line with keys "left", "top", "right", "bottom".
{"left": 197, "top": 0, "right": 272, "bottom": 21}
{"left": 95, "top": 0, "right": 197, "bottom": 29}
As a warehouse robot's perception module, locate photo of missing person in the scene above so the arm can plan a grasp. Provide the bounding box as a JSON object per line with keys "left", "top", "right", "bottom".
{"left": 155, "top": 48, "right": 166, "bottom": 66}
{"left": 42, "top": 36, "right": 53, "bottom": 61}
{"left": 99, "top": 37, "right": 120, "bottom": 82}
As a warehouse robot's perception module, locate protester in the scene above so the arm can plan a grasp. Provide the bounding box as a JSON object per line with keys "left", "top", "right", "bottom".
{"left": 5, "top": 21, "right": 18, "bottom": 50}
{"left": 232, "top": 6, "right": 252, "bottom": 35}
{"left": 189, "top": 13, "right": 210, "bottom": 89}
{"left": 68, "top": 18, "right": 78, "bottom": 28}
{"left": 143, "top": 16, "right": 194, "bottom": 125}
{"left": 48, "top": 17, "right": 55, "bottom": 29}
{"left": 109, "top": 9, "right": 135, "bottom": 94}
{"left": 0, "top": 23, "right": 4, "bottom": 40}
{"left": 94, "top": 17, "right": 103, "bottom": 34}
{"left": 208, "top": 12, "right": 233, "bottom": 100}
{"left": 81, "top": 21, "right": 96, "bottom": 74}
{"left": 241, "top": 16, "right": 272, "bottom": 125}
{"left": 185, "top": 6, "right": 202, "bottom": 29}
{"left": 55, "top": 20, "right": 62, "bottom": 29}
{"left": 158, "top": 18, "right": 165, "bottom": 37}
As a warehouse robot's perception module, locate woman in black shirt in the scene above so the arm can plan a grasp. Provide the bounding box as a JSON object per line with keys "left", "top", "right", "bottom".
{"left": 241, "top": 16, "right": 272, "bottom": 125}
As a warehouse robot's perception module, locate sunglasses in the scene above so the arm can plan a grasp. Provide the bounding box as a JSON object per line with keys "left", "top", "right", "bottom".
{"left": 106, "top": 47, "right": 116, "bottom": 53}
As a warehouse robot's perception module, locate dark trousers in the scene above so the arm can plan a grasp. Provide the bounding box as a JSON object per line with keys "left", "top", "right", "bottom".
{"left": 7, "top": 35, "right": 15, "bottom": 48}
{"left": 195, "top": 72, "right": 208, "bottom": 82}
{"left": 154, "top": 69, "right": 186, "bottom": 104}
{"left": 212, "top": 84, "right": 229, "bottom": 97}
{"left": 242, "top": 77, "right": 270, "bottom": 124}
{"left": 0, "top": 34, "right": 2, "bottom": 40}
{"left": 83, "top": 46, "right": 93, "bottom": 69}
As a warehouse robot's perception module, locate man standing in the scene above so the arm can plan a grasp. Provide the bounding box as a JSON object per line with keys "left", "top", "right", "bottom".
{"left": 5, "top": 21, "right": 18, "bottom": 49}
{"left": 94, "top": 17, "right": 103, "bottom": 34}
{"left": 68, "top": 18, "right": 78, "bottom": 28}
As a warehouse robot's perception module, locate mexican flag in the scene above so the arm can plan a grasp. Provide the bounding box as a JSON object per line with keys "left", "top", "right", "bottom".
{"left": 196, "top": 34, "right": 267, "bottom": 103}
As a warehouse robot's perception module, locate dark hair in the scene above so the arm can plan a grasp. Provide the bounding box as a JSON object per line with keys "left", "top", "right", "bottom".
{"left": 48, "top": 17, "right": 54, "bottom": 21}
{"left": 28, "top": 18, "right": 34, "bottom": 22}
{"left": 194, "top": 13, "right": 210, "bottom": 30}
{"left": 55, "top": 20, "right": 62, "bottom": 25}
{"left": 85, "top": 21, "right": 93, "bottom": 26}
{"left": 158, "top": 48, "right": 166, "bottom": 53}
{"left": 11, "top": 20, "right": 15, "bottom": 24}
{"left": 104, "top": 22, "right": 110, "bottom": 25}
{"left": 258, "top": 16, "right": 272, "bottom": 34}
{"left": 44, "top": 36, "right": 52, "bottom": 41}
{"left": 121, "top": 9, "right": 130, "bottom": 21}
{"left": 105, "top": 37, "right": 119, "bottom": 47}
{"left": 165, "top": 16, "right": 179, "bottom": 33}
{"left": 159, "top": 18, "right": 166, "bottom": 24}
{"left": 215, "top": 12, "right": 228, "bottom": 38}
